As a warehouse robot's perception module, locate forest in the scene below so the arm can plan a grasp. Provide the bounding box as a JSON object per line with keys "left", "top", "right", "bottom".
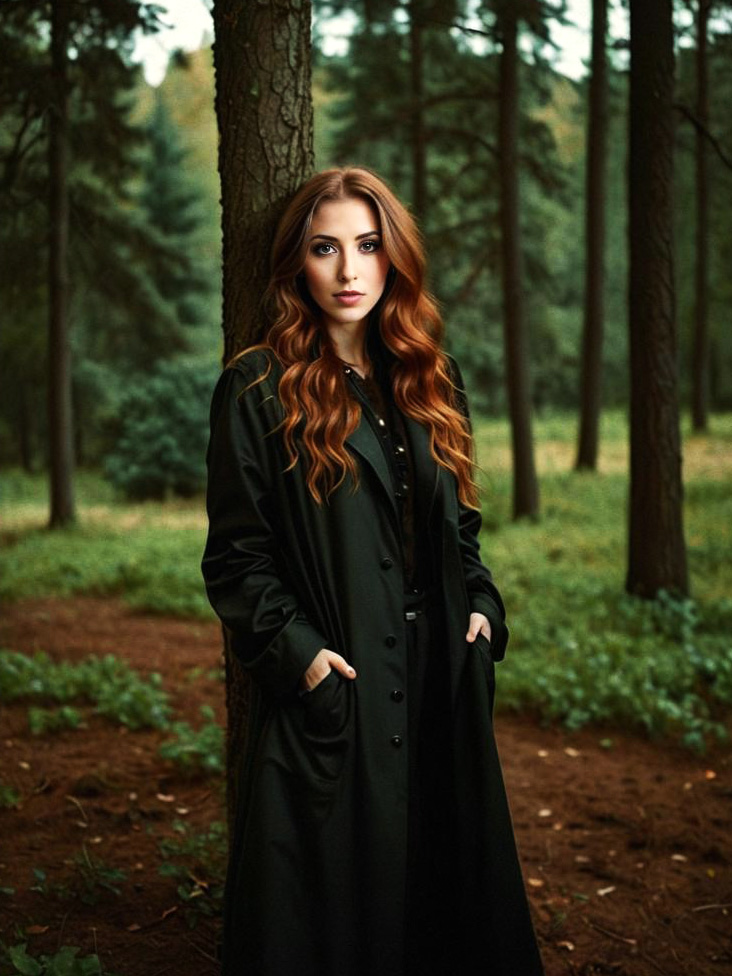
{"left": 0, "top": 0, "right": 731, "bottom": 974}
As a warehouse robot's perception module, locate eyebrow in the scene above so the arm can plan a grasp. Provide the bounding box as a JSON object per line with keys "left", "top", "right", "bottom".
{"left": 309, "top": 230, "right": 381, "bottom": 242}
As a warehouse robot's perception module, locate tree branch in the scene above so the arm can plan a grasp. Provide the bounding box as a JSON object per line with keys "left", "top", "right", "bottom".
{"left": 674, "top": 101, "right": 732, "bottom": 171}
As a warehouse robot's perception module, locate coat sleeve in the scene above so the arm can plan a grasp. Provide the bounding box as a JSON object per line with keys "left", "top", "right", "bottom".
{"left": 201, "top": 365, "right": 329, "bottom": 699}
{"left": 446, "top": 354, "right": 510, "bottom": 662}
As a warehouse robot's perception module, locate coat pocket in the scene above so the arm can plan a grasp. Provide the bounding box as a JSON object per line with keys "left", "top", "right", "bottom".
{"left": 298, "top": 669, "right": 351, "bottom": 785}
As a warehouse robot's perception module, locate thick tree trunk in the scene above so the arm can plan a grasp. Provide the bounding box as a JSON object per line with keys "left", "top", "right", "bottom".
{"left": 576, "top": 0, "right": 608, "bottom": 471}
{"left": 497, "top": 7, "right": 539, "bottom": 520}
{"left": 626, "top": 0, "right": 688, "bottom": 597}
{"left": 48, "top": 0, "right": 75, "bottom": 527}
{"left": 691, "top": 0, "right": 711, "bottom": 431}
{"left": 409, "top": 1, "right": 427, "bottom": 218}
{"left": 212, "top": 0, "right": 314, "bottom": 835}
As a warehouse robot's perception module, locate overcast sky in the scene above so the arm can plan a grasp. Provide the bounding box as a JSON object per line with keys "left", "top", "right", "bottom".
{"left": 133, "top": 0, "right": 629, "bottom": 87}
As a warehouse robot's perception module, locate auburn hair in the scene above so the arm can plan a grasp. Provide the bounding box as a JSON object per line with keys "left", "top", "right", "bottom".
{"left": 233, "top": 166, "right": 479, "bottom": 508}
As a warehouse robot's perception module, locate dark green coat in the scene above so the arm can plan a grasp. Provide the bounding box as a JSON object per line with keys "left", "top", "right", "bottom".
{"left": 202, "top": 345, "right": 544, "bottom": 976}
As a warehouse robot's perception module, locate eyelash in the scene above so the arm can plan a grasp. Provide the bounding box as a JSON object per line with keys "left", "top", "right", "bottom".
{"left": 311, "top": 239, "right": 381, "bottom": 257}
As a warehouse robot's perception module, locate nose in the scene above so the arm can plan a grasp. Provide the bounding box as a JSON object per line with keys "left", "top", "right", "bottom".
{"left": 338, "top": 250, "right": 358, "bottom": 282}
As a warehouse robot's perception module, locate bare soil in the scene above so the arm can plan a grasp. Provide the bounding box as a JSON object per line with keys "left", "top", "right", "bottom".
{"left": 1, "top": 598, "right": 730, "bottom": 976}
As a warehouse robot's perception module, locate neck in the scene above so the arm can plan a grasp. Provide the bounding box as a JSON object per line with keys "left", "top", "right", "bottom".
{"left": 325, "top": 319, "right": 369, "bottom": 368}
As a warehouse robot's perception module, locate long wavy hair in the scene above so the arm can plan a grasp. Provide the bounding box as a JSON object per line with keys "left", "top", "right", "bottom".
{"left": 235, "top": 166, "right": 479, "bottom": 508}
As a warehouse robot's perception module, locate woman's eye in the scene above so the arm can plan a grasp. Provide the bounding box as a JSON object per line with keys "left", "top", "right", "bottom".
{"left": 360, "top": 239, "right": 381, "bottom": 252}
{"left": 313, "top": 242, "right": 336, "bottom": 256}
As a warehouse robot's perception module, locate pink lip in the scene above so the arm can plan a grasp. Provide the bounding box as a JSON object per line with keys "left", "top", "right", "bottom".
{"left": 334, "top": 292, "right": 364, "bottom": 306}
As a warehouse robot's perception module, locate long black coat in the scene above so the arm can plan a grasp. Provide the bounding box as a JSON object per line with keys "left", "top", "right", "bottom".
{"left": 202, "top": 345, "right": 544, "bottom": 976}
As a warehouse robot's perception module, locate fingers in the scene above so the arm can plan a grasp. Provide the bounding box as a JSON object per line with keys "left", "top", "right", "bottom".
{"left": 325, "top": 650, "right": 357, "bottom": 680}
{"left": 466, "top": 612, "right": 492, "bottom": 643}
{"left": 300, "top": 648, "right": 356, "bottom": 693}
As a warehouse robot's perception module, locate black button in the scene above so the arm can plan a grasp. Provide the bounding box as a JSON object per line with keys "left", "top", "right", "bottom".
{"left": 391, "top": 734, "right": 403, "bottom": 748}
{"left": 412, "top": 587, "right": 419, "bottom": 595}
{"left": 391, "top": 689, "right": 404, "bottom": 703}
{"left": 377, "top": 417, "right": 386, "bottom": 427}
{"left": 400, "top": 483, "right": 408, "bottom": 492}
{"left": 396, "top": 445, "right": 405, "bottom": 454}
{"left": 380, "top": 557, "right": 393, "bottom": 570}
{"left": 385, "top": 634, "right": 397, "bottom": 648}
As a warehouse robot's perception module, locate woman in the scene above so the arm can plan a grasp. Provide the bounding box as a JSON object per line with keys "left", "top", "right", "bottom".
{"left": 202, "top": 167, "right": 544, "bottom": 976}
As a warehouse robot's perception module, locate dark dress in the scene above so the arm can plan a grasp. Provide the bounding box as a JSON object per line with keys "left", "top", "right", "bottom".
{"left": 202, "top": 340, "right": 545, "bottom": 976}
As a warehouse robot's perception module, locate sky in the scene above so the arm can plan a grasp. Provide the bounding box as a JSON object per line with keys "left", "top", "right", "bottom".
{"left": 132, "top": 0, "right": 629, "bottom": 87}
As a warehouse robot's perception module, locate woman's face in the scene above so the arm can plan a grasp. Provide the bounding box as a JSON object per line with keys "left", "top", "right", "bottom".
{"left": 302, "top": 196, "right": 391, "bottom": 338}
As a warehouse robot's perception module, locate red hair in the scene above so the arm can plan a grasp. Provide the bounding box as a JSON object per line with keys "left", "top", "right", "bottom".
{"left": 235, "top": 166, "right": 478, "bottom": 507}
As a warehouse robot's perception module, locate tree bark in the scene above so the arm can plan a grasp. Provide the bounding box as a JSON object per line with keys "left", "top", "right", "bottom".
{"left": 48, "top": 0, "right": 75, "bottom": 527}
{"left": 691, "top": 0, "right": 711, "bottom": 431}
{"left": 576, "top": 0, "right": 608, "bottom": 470}
{"left": 626, "top": 0, "right": 688, "bottom": 597}
{"left": 409, "top": 0, "right": 427, "bottom": 218}
{"left": 497, "top": 6, "right": 539, "bottom": 520}
{"left": 212, "top": 0, "right": 314, "bottom": 835}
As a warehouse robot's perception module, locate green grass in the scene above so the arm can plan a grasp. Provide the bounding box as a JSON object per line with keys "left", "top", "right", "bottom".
{"left": 1, "top": 410, "right": 731, "bottom": 748}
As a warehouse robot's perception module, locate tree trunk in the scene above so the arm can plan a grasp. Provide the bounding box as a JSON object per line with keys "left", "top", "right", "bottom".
{"left": 626, "top": 0, "right": 688, "bottom": 597}
{"left": 576, "top": 0, "right": 608, "bottom": 471}
{"left": 497, "top": 6, "right": 539, "bottom": 520}
{"left": 409, "top": 0, "right": 427, "bottom": 218}
{"left": 212, "top": 0, "right": 314, "bottom": 835}
{"left": 48, "top": 0, "right": 75, "bottom": 527}
{"left": 691, "top": 0, "right": 711, "bottom": 431}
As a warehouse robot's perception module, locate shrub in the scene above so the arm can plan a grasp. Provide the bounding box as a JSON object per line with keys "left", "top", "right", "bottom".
{"left": 104, "top": 359, "right": 216, "bottom": 500}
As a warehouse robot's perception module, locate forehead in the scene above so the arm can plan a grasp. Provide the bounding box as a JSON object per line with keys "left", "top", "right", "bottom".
{"left": 310, "top": 196, "right": 380, "bottom": 236}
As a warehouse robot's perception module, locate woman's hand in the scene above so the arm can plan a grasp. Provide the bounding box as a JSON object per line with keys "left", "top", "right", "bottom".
{"left": 300, "top": 648, "right": 357, "bottom": 693}
{"left": 465, "top": 612, "right": 492, "bottom": 643}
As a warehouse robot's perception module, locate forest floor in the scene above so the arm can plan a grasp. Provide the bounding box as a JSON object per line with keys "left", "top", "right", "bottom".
{"left": 1, "top": 596, "right": 730, "bottom": 976}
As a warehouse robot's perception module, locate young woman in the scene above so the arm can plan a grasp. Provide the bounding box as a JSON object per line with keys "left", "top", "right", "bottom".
{"left": 202, "top": 167, "right": 544, "bottom": 976}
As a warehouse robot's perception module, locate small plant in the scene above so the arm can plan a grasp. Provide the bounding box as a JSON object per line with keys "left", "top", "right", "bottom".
{"left": 71, "top": 845, "right": 127, "bottom": 905}
{"left": 0, "top": 941, "right": 120, "bottom": 975}
{"left": 158, "top": 705, "right": 224, "bottom": 775}
{"left": 0, "top": 782, "right": 20, "bottom": 809}
{"left": 0, "top": 651, "right": 171, "bottom": 731}
{"left": 157, "top": 819, "right": 226, "bottom": 928}
{"left": 28, "top": 705, "right": 84, "bottom": 736}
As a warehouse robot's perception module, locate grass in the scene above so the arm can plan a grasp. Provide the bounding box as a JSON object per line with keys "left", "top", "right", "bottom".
{"left": 1, "top": 409, "right": 731, "bottom": 748}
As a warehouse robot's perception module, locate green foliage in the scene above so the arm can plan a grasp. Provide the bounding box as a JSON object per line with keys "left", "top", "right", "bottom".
{"left": 0, "top": 651, "right": 171, "bottom": 731}
{"left": 104, "top": 359, "right": 216, "bottom": 501}
{"left": 71, "top": 846, "right": 127, "bottom": 905}
{"left": 28, "top": 706, "right": 84, "bottom": 736}
{"left": 0, "top": 783, "right": 20, "bottom": 810}
{"left": 0, "top": 942, "right": 119, "bottom": 976}
{"left": 159, "top": 705, "right": 224, "bottom": 775}
{"left": 157, "top": 819, "right": 226, "bottom": 927}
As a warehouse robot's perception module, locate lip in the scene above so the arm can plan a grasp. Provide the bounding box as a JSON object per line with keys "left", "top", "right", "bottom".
{"left": 334, "top": 292, "right": 365, "bottom": 306}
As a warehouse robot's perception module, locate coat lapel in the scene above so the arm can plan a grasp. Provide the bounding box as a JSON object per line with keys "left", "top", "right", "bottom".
{"left": 402, "top": 412, "right": 441, "bottom": 520}
{"left": 344, "top": 416, "right": 399, "bottom": 527}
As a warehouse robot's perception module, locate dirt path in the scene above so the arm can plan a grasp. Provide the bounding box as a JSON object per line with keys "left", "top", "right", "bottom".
{"left": 1, "top": 598, "right": 730, "bottom": 976}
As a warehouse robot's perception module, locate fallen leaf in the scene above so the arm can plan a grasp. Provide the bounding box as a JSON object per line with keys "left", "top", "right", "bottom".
{"left": 552, "top": 822, "right": 564, "bottom": 831}
{"left": 127, "top": 923, "right": 141, "bottom": 932}
{"left": 557, "top": 941, "right": 575, "bottom": 952}
{"left": 128, "top": 792, "right": 138, "bottom": 802}
{"left": 528, "top": 878, "right": 545, "bottom": 888}
{"left": 75, "top": 820, "right": 88, "bottom": 829}
{"left": 26, "top": 925, "right": 49, "bottom": 935}
{"left": 156, "top": 793, "right": 175, "bottom": 803}
{"left": 90, "top": 836, "right": 103, "bottom": 844}
{"left": 161, "top": 906, "right": 178, "bottom": 919}
{"left": 537, "top": 749, "right": 549, "bottom": 758}
{"left": 683, "top": 782, "right": 693, "bottom": 791}
{"left": 597, "top": 886, "right": 616, "bottom": 896}
{"left": 671, "top": 854, "right": 688, "bottom": 863}
{"left": 175, "top": 806, "right": 190, "bottom": 815}
{"left": 575, "top": 855, "right": 590, "bottom": 864}
{"left": 564, "top": 747, "right": 580, "bottom": 758}
{"left": 19, "top": 761, "right": 30, "bottom": 770}
{"left": 707, "top": 868, "right": 716, "bottom": 879}
{"left": 538, "top": 808, "right": 552, "bottom": 818}
{"left": 705, "top": 770, "right": 717, "bottom": 780}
